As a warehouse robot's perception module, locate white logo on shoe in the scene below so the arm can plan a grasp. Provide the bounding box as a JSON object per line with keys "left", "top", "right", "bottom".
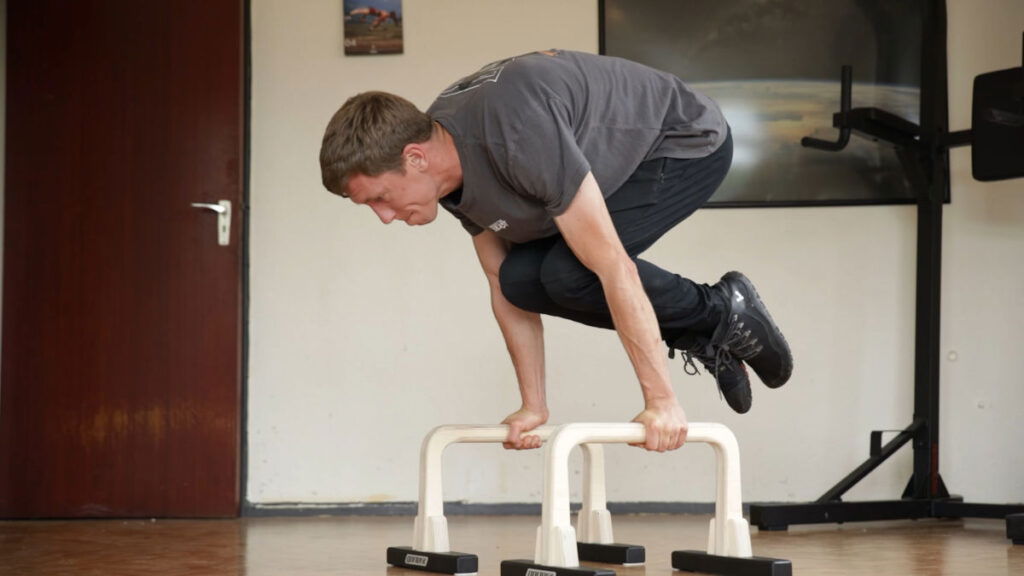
{"left": 734, "top": 290, "right": 745, "bottom": 303}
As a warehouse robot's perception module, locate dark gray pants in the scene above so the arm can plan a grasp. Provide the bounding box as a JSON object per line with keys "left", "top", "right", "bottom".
{"left": 498, "top": 131, "right": 733, "bottom": 344}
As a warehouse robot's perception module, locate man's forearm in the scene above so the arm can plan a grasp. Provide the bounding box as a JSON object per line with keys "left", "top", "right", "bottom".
{"left": 550, "top": 173, "right": 687, "bottom": 451}
{"left": 472, "top": 231, "right": 549, "bottom": 449}
{"left": 490, "top": 287, "right": 547, "bottom": 412}
{"left": 599, "top": 260, "right": 676, "bottom": 406}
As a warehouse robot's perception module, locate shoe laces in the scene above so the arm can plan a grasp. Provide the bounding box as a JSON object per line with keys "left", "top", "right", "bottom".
{"left": 719, "top": 314, "right": 763, "bottom": 359}
{"left": 710, "top": 343, "right": 740, "bottom": 400}
{"left": 667, "top": 340, "right": 741, "bottom": 399}
{"left": 669, "top": 346, "right": 703, "bottom": 376}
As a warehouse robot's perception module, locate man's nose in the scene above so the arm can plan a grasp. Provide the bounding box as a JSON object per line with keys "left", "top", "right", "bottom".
{"left": 370, "top": 204, "right": 396, "bottom": 224}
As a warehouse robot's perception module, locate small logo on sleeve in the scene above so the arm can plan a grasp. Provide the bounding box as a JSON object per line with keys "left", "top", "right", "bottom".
{"left": 488, "top": 219, "right": 509, "bottom": 233}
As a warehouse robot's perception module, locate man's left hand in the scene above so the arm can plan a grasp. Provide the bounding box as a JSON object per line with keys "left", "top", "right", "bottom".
{"left": 630, "top": 398, "right": 688, "bottom": 452}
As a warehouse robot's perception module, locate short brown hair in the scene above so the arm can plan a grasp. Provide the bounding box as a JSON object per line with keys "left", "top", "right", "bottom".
{"left": 319, "top": 91, "right": 434, "bottom": 197}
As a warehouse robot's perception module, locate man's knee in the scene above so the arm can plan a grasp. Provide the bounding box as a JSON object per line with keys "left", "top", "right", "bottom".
{"left": 498, "top": 241, "right": 605, "bottom": 313}
{"left": 538, "top": 250, "right": 602, "bottom": 310}
{"left": 498, "top": 255, "right": 547, "bottom": 312}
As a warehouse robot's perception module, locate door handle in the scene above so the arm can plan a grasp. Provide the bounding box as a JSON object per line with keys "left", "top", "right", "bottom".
{"left": 191, "top": 200, "right": 232, "bottom": 246}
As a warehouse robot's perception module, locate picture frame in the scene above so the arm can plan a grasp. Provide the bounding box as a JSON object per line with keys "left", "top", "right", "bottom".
{"left": 344, "top": 0, "right": 403, "bottom": 56}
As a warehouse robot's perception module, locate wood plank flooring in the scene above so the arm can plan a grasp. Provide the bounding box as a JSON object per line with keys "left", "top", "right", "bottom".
{"left": 1, "top": 514, "right": 1020, "bottom": 575}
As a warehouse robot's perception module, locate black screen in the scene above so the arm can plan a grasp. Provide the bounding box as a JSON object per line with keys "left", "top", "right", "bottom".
{"left": 972, "top": 66, "right": 1024, "bottom": 182}
{"left": 602, "top": 0, "right": 925, "bottom": 206}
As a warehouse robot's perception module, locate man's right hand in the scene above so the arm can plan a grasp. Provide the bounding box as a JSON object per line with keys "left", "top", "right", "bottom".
{"left": 630, "top": 398, "right": 688, "bottom": 452}
{"left": 501, "top": 407, "right": 549, "bottom": 450}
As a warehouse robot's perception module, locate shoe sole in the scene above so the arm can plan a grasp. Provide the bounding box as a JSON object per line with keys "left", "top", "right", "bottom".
{"left": 724, "top": 271, "right": 793, "bottom": 388}
{"left": 708, "top": 360, "right": 752, "bottom": 414}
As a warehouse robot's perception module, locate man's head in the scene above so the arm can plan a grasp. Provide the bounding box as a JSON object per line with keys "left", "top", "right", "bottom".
{"left": 320, "top": 91, "right": 433, "bottom": 198}
{"left": 320, "top": 91, "right": 451, "bottom": 226}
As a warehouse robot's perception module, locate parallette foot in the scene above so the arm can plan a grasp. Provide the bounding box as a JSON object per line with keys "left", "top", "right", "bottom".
{"left": 672, "top": 550, "right": 792, "bottom": 576}
{"left": 500, "top": 559, "right": 615, "bottom": 576}
{"left": 1008, "top": 513, "right": 1024, "bottom": 545}
{"left": 576, "top": 542, "right": 644, "bottom": 565}
{"left": 386, "top": 546, "right": 478, "bottom": 575}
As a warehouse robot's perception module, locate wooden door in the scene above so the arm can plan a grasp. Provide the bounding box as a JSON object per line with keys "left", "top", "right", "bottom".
{"left": 1, "top": 0, "right": 244, "bottom": 517}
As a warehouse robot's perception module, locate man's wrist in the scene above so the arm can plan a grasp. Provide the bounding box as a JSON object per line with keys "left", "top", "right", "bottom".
{"left": 522, "top": 402, "right": 549, "bottom": 416}
{"left": 643, "top": 392, "right": 678, "bottom": 409}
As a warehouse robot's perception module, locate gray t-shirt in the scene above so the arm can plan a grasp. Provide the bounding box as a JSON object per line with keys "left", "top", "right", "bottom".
{"left": 428, "top": 50, "right": 727, "bottom": 243}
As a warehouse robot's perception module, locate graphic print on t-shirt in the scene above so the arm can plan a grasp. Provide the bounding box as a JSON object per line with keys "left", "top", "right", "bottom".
{"left": 437, "top": 57, "right": 514, "bottom": 98}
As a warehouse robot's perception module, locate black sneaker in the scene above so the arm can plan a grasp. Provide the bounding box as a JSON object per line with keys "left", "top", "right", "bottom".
{"left": 669, "top": 337, "right": 752, "bottom": 414}
{"left": 712, "top": 271, "right": 793, "bottom": 388}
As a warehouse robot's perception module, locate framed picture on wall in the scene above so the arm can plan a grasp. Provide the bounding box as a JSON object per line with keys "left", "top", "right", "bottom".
{"left": 601, "top": 0, "right": 934, "bottom": 207}
{"left": 344, "top": 0, "right": 403, "bottom": 55}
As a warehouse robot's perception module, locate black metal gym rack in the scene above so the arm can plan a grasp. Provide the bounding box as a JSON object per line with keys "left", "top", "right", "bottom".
{"left": 748, "top": 0, "right": 1024, "bottom": 544}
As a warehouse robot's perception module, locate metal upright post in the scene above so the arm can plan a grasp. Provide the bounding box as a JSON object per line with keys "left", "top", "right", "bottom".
{"left": 908, "top": 0, "right": 950, "bottom": 502}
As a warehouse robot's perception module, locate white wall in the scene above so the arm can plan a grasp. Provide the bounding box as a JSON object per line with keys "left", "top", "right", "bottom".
{"left": 248, "top": 0, "right": 1024, "bottom": 507}
{"left": 941, "top": 2, "right": 1024, "bottom": 502}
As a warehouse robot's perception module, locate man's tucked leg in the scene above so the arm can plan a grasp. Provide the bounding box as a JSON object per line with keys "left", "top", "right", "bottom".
{"left": 500, "top": 236, "right": 726, "bottom": 339}
{"left": 499, "top": 236, "right": 617, "bottom": 330}
{"left": 534, "top": 242, "right": 725, "bottom": 340}
{"left": 527, "top": 238, "right": 754, "bottom": 414}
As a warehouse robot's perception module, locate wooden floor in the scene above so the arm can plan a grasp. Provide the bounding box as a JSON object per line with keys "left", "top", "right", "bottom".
{"left": 0, "top": 514, "right": 1020, "bottom": 575}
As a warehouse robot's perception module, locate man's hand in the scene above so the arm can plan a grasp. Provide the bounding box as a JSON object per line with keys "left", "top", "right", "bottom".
{"left": 501, "top": 407, "right": 549, "bottom": 450}
{"left": 630, "top": 398, "right": 688, "bottom": 452}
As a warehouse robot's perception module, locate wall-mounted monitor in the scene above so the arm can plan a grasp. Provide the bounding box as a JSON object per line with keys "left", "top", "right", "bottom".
{"left": 600, "top": 0, "right": 931, "bottom": 207}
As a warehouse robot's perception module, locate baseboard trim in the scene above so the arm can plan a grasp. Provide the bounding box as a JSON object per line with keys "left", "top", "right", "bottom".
{"left": 243, "top": 501, "right": 750, "bottom": 517}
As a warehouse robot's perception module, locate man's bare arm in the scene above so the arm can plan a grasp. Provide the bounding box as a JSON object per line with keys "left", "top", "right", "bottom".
{"left": 553, "top": 172, "right": 687, "bottom": 452}
{"left": 472, "top": 230, "right": 548, "bottom": 450}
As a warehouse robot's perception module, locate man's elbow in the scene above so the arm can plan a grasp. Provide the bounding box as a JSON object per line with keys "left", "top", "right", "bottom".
{"left": 485, "top": 268, "right": 503, "bottom": 292}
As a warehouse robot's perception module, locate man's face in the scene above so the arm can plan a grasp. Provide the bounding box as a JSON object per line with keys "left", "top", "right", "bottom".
{"left": 346, "top": 166, "right": 439, "bottom": 226}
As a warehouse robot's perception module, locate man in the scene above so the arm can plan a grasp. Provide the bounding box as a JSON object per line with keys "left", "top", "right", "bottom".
{"left": 319, "top": 50, "right": 792, "bottom": 452}
{"left": 348, "top": 6, "right": 400, "bottom": 30}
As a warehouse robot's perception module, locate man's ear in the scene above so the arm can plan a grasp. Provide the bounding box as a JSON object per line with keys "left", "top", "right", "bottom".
{"left": 403, "top": 144, "right": 427, "bottom": 171}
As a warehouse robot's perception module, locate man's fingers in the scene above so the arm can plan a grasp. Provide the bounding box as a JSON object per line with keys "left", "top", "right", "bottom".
{"left": 667, "top": 434, "right": 680, "bottom": 451}
{"left": 635, "top": 422, "right": 689, "bottom": 452}
{"left": 503, "top": 433, "right": 543, "bottom": 451}
{"left": 660, "top": 434, "right": 672, "bottom": 452}
{"left": 505, "top": 423, "right": 547, "bottom": 451}
{"left": 504, "top": 423, "right": 522, "bottom": 449}
{"left": 645, "top": 426, "right": 660, "bottom": 451}
{"left": 674, "top": 427, "right": 689, "bottom": 450}
{"left": 523, "top": 434, "right": 541, "bottom": 450}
